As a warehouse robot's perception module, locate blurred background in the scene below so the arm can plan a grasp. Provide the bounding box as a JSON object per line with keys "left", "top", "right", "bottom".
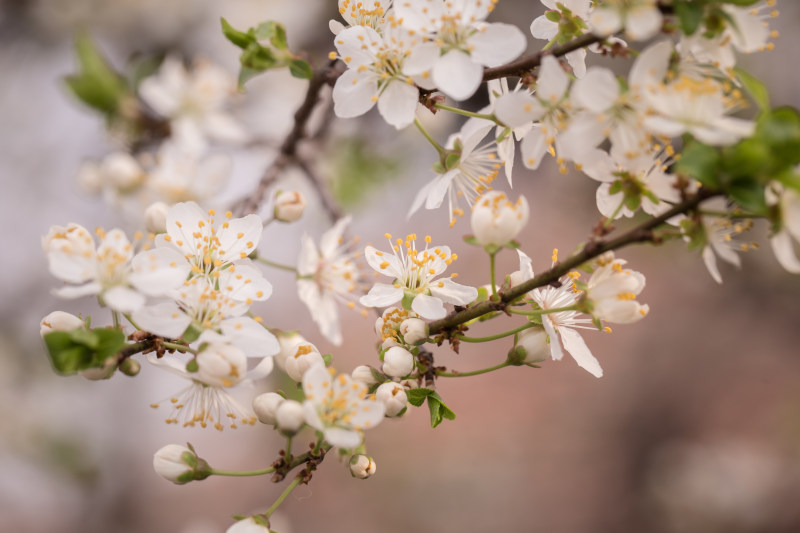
{"left": 2, "top": 1, "right": 800, "bottom": 532}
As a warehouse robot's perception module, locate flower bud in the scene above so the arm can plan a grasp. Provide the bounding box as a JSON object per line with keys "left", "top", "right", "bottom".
{"left": 119, "top": 358, "right": 140, "bottom": 376}
{"left": 195, "top": 343, "right": 248, "bottom": 388}
{"left": 144, "top": 201, "right": 170, "bottom": 233}
{"left": 349, "top": 454, "right": 376, "bottom": 479}
{"left": 470, "top": 191, "right": 529, "bottom": 247}
{"left": 227, "top": 517, "right": 270, "bottom": 533}
{"left": 274, "top": 330, "right": 307, "bottom": 370}
{"left": 382, "top": 346, "right": 414, "bottom": 378}
{"left": 275, "top": 400, "right": 305, "bottom": 433}
{"left": 40, "top": 311, "right": 85, "bottom": 337}
{"left": 252, "top": 392, "right": 285, "bottom": 425}
{"left": 76, "top": 159, "right": 103, "bottom": 195}
{"left": 375, "top": 382, "right": 408, "bottom": 417}
{"left": 153, "top": 444, "right": 210, "bottom": 485}
{"left": 399, "top": 318, "right": 428, "bottom": 345}
{"left": 102, "top": 152, "right": 144, "bottom": 190}
{"left": 513, "top": 328, "right": 549, "bottom": 364}
{"left": 284, "top": 341, "right": 324, "bottom": 382}
{"left": 273, "top": 190, "right": 306, "bottom": 222}
{"left": 351, "top": 365, "right": 379, "bottom": 387}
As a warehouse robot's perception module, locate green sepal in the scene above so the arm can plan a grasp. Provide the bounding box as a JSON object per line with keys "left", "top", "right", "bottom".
{"left": 288, "top": 58, "right": 313, "bottom": 80}
{"left": 183, "top": 324, "right": 202, "bottom": 343}
{"left": 463, "top": 235, "right": 479, "bottom": 246}
{"left": 734, "top": 66, "right": 770, "bottom": 112}
{"left": 181, "top": 451, "right": 198, "bottom": 468}
{"left": 674, "top": 0, "right": 705, "bottom": 36}
{"left": 506, "top": 346, "right": 527, "bottom": 366}
{"left": 545, "top": 10, "right": 561, "bottom": 22}
{"left": 185, "top": 359, "right": 199, "bottom": 373}
{"left": 369, "top": 367, "right": 386, "bottom": 383}
{"left": 322, "top": 353, "right": 333, "bottom": 366}
{"left": 401, "top": 291, "right": 416, "bottom": 311}
{"left": 608, "top": 180, "right": 623, "bottom": 195}
{"left": 432, "top": 160, "right": 446, "bottom": 174}
{"left": 505, "top": 240, "right": 521, "bottom": 249}
{"left": 445, "top": 152, "right": 461, "bottom": 170}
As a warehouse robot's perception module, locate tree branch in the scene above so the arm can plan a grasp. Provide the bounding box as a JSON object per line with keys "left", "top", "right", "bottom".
{"left": 428, "top": 189, "right": 718, "bottom": 335}
{"left": 482, "top": 33, "right": 604, "bottom": 81}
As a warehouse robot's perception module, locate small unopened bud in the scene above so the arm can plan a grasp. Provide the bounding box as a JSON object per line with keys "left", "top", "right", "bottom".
{"left": 349, "top": 454, "right": 376, "bottom": 479}
{"left": 274, "top": 330, "right": 307, "bottom": 370}
{"left": 144, "top": 201, "right": 170, "bottom": 233}
{"left": 252, "top": 392, "right": 285, "bottom": 425}
{"left": 76, "top": 159, "right": 103, "bottom": 195}
{"left": 375, "top": 382, "right": 408, "bottom": 417}
{"left": 284, "top": 341, "right": 324, "bottom": 382}
{"left": 471, "top": 191, "right": 529, "bottom": 247}
{"left": 511, "top": 328, "right": 549, "bottom": 364}
{"left": 153, "top": 444, "right": 210, "bottom": 485}
{"left": 227, "top": 517, "right": 270, "bottom": 533}
{"left": 102, "top": 152, "right": 144, "bottom": 190}
{"left": 273, "top": 190, "right": 306, "bottom": 222}
{"left": 399, "top": 318, "right": 428, "bottom": 345}
{"left": 382, "top": 346, "right": 414, "bottom": 378}
{"left": 40, "top": 311, "right": 84, "bottom": 337}
{"left": 352, "top": 365, "right": 379, "bottom": 387}
{"left": 275, "top": 400, "right": 305, "bottom": 433}
{"left": 119, "top": 358, "right": 140, "bottom": 376}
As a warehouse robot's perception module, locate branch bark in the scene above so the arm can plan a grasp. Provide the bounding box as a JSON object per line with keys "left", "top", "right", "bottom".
{"left": 428, "top": 190, "right": 718, "bottom": 336}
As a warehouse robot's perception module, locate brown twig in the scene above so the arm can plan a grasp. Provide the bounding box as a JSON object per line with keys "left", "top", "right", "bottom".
{"left": 428, "top": 190, "right": 718, "bottom": 336}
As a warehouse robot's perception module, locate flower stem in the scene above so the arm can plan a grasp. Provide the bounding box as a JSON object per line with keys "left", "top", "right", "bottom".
{"left": 456, "top": 322, "right": 536, "bottom": 343}
{"left": 436, "top": 361, "right": 510, "bottom": 378}
{"left": 434, "top": 103, "right": 498, "bottom": 123}
{"left": 489, "top": 251, "right": 498, "bottom": 297}
{"left": 285, "top": 435, "right": 293, "bottom": 465}
{"left": 255, "top": 255, "right": 298, "bottom": 273}
{"left": 265, "top": 476, "right": 304, "bottom": 518}
{"left": 508, "top": 305, "right": 576, "bottom": 316}
{"left": 414, "top": 118, "right": 446, "bottom": 156}
{"left": 123, "top": 313, "right": 142, "bottom": 331}
{"left": 162, "top": 341, "right": 197, "bottom": 354}
{"left": 111, "top": 310, "right": 120, "bottom": 329}
{"left": 209, "top": 466, "right": 276, "bottom": 477}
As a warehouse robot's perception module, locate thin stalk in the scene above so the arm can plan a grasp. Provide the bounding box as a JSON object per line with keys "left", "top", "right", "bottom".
{"left": 489, "top": 251, "right": 498, "bottom": 297}
{"left": 265, "top": 476, "right": 304, "bottom": 518}
{"left": 456, "top": 322, "right": 536, "bottom": 343}
{"left": 209, "top": 467, "right": 276, "bottom": 477}
{"left": 436, "top": 361, "right": 510, "bottom": 378}
{"left": 255, "top": 256, "right": 298, "bottom": 273}
{"left": 162, "top": 341, "right": 196, "bottom": 354}
{"left": 434, "top": 103, "right": 497, "bottom": 122}
{"left": 415, "top": 118, "right": 446, "bottom": 156}
{"left": 508, "top": 305, "right": 576, "bottom": 316}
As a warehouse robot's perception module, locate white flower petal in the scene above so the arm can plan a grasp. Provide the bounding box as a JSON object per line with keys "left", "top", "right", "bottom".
{"left": 429, "top": 278, "right": 478, "bottom": 306}
{"left": 103, "top": 286, "right": 146, "bottom": 313}
{"left": 433, "top": 50, "right": 483, "bottom": 102}
{"left": 411, "top": 293, "right": 446, "bottom": 319}
{"left": 378, "top": 80, "right": 419, "bottom": 129}
{"left": 360, "top": 284, "right": 403, "bottom": 308}
{"left": 333, "top": 68, "right": 379, "bottom": 118}
{"left": 770, "top": 230, "right": 800, "bottom": 274}
{"left": 324, "top": 427, "right": 362, "bottom": 449}
{"left": 559, "top": 327, "right": 603, "bottom": 377}
{"left": 468, "top": 23, "right": 527, "bottom": 67}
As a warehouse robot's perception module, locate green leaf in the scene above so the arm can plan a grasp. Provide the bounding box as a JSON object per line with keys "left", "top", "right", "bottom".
{"left": 44, "top": 332, "right": 92, "bottom": 375}
{"left": 755, "top": 107, "right": 800, "bottom": 166}
{"left": 728, "top": 179, "right": 768, "bottom": 214}
{"left": 406, "top": 387, "right": 433, "bottom": 407}
{"left": 734, "top": 66, "right": 770, "bottom": 111}
{"left": 64, "top": 32, "right": 130, "bottom": 116}
{"left": 288, "top": 58, "right": 313, "bottom": 80}
{"left": 675, "top": 141, "right": 721, "bottom": 188}
{"left": 91, "top": 328, "right": 126, "bottom": 363}
{"left": 426, "top": 392, "right": 456, "bottom": 428}
{"left": 221, "top": 18, "right": 254, "bottom": 49}
{"left": 674, "top": 0, "right": 705, "bottom": 35}
{"left": 256, "top": 21, "right": 288, "bottom": 50}
{"left": 445, "top": 153, "right": 461, "bottom": 170}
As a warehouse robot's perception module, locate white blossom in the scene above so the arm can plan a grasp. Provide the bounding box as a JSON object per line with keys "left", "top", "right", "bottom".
{"left": 585, "top": 254, "right": 649, "bottom": 324}
{"left": 302, "top": 365, "right": 385, "bottom": 448}
{"left": 768, "top": 183, "right": 800, "bottom": 274}
{"left": 590, "top": 0, "right": 663, "bottom": 42}
{"left": 360, "top": 233, "right": 477, "bottom": 319}
{"left": 284, "top": 341, "right": 325, "bottom": 382}
{"left": 375, "top": 382, "right": 407, "bottom": 417}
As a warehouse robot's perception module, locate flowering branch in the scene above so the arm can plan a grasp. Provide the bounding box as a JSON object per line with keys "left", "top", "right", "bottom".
{"left": 429, "top": 189, "right": 719, "bottom": 336}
